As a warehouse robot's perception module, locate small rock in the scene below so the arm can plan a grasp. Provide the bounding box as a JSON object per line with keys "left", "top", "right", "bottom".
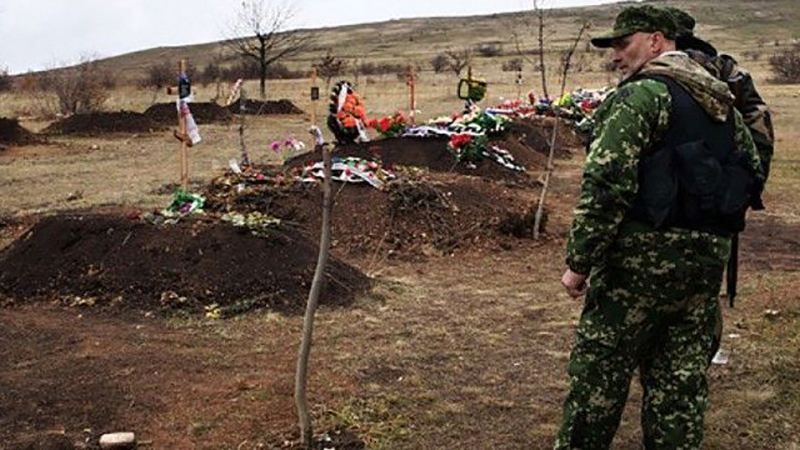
{"left": 99, "top": 432, "right": 136, "bottom": 449}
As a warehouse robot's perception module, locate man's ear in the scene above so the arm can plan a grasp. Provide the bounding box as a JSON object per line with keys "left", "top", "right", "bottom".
{"left": 650, "top": 32, "right": 667, "bottom": 53}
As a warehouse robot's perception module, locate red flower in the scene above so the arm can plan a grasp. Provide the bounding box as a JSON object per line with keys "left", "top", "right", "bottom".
{"left": 379, "top": 117, "right": 391, "bottom": 133}
{"left": 449, "top": 134, "right": 473, "bottom": 149}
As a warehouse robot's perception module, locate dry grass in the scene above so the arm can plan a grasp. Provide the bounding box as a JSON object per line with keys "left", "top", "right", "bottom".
{"left": 1, "top": 1, "right": 800, "bottom": 448}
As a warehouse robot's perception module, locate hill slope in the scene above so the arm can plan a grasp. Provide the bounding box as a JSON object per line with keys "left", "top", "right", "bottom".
{"left": 81, "top": 0, "right": 800, "bottom": 82}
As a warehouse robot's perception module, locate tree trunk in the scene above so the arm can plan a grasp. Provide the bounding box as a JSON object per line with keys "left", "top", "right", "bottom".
{"left": 294, "top": 143, "right": 332, "bottom": 448}
{"left": 259, "top": 69, "right": 267, "bottom": 99}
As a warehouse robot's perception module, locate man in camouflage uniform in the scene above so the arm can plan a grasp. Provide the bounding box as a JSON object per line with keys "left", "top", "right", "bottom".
{"left": 667, "top": 7, "right": 774, "bottom": 179}
{"left": 554, "top": 6, "right": 764, "bottom": 449}
{"left": 665, "top": 6, "right": 775, "bottom": 360}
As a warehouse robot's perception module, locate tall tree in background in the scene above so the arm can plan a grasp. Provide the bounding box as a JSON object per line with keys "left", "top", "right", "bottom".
{"left": 225, "top": 0, "right": 309, "bottom": 99}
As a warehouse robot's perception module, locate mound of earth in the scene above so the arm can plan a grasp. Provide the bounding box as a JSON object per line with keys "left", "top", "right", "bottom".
{"left": 144, "top": 102, "right": 233, "bottom": 124}
{"left": 286, "top": 136, "right": 539, "bottom": 180}
{"left": 204, "top": 171, "right": 543, "bottom": 259}
{"left": 0, "top": 118, "right": 41, "bottom": 146}
{"left": 42, "top": 111, "right": 165, "bottom": 135}
{"left": 506, "top": 116, "right": 586, "bottom": 157}
{"left": 228, "top": 98, "right": 305, "bottom": 115}
{"left": 0, "top": 214, "right": 370, "bottom": 314}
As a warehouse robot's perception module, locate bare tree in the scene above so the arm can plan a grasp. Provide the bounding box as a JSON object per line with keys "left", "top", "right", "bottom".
{"left": 295, "top": 129, "right": 333, "bottom": 449}
{"left": 534, "top": 22, "right": 589, "bottom": 239}
{"left": 512, "top": 0, "right": 550, "bottom": 99}
{"left": 314, "top": 49, "right": 346, "bottom": 88}
{"left": 445, "top": 48, "right": 473, "bottom": 76}
{"left": 41, "top": 56, "right": 116, "bottom": 115}
{"left": 225, "top": 0, "right": 309, "bottom": 99}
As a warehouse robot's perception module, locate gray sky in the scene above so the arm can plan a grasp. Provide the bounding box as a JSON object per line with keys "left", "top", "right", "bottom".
{"left": 0, "top": 0, "right": 622, "bottom": 74}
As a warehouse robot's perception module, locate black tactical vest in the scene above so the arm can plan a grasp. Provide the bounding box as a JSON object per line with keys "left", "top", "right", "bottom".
{"left": 625, "top": 75, "right": 758, "bottom": 236}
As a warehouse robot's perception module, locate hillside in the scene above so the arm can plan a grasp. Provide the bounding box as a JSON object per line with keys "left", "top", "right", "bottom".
{"left": 76, "top": 0, "right": 800, "bottom": 83}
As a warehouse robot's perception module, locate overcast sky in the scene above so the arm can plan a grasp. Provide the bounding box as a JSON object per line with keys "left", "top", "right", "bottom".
{"left": 0, "top": 0, "right": 623, "bottom": 74}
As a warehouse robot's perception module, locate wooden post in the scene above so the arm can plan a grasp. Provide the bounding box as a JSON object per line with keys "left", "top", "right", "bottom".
{"left": 177, "top": 59, "right": 189, "bottom": 189}
{"left": 407, "top": 65, "right": 416, "bottom": 125}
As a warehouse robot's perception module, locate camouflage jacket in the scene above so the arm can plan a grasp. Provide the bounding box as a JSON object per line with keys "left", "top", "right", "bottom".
{"left": 687, "top": 49, "right": 775, "bottom": 188}
{"left": 566, "top": 52, "right": 764, "bottom": 275}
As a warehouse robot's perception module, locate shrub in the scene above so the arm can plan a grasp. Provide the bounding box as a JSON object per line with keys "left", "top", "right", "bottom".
{"left": 314, "top": 50, "right": 346, "bottom": 85}
{"left": 0, "top": 68, "right": 12, "bottom": 92}
{"left": 41, "top": 58, "right": 115, "bottom": 114}
{"left": 769, "top": 44, "right": 800, "bottom": 83}
{"left": 142, "top": 61, "right": 175, "bottom": 89}
{"left": 430, "top": 54, "right": 449, "bottom": 73}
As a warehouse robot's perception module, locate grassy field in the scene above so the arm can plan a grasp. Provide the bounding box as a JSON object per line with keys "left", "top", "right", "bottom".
{"left": 1, "top": 0, "right": 800, "bottom": 448}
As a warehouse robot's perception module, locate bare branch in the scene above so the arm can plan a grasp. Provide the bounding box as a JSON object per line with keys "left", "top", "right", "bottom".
{"left": 224, "top": 0, "right": 311, "bottom": 98}
{"left": 444, "top": 48, "right": 472, "bottom": 76}
{"left": 533, "top": 21, "right": 590, "bottom": 240}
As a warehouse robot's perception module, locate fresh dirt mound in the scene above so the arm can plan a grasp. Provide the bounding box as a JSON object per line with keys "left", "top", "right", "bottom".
{"left": 144, "top": 102, "right": 233, "bottom": 124}
{"left": 0, "top": 118, "right": 41, "bottom": 146}
{"left": 42, "top": 111, "right": 165, "bottom": 135}
{"left": 286, "top": 136, "right": 539, "bottom": 180}
{"left": 0, "top": 214, "right": 370, "bottom": 314}
{"left": 204, "top": 171, "right": 542, "bottom": 259}
{"left": 227, "top": 98, "right": 305, "bottom": 115}
{"left": 506, "top": 116, "right": 586, "bottom": 157}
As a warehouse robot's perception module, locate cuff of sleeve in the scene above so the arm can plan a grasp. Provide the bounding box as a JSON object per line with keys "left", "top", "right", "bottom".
{"left": 566, "top": 259, "right": 592, "bottom": 276}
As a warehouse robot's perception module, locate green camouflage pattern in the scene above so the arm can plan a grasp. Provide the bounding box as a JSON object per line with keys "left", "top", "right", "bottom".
{"left": 665, "top": 7, "right": 696, "bottom": 37}
{"left": 639, "top": 52, "right": 734, "bottom": 122}
{"left": 566, "top": 52, "right": 763, "bottom": 274}
{"left": 556, "top": 53, "right": 762, "bottom": 449}
{"left": 591, "top": 5, "right": 679, "bottom": 47}
{"left": 554, "top": 229, "right": 730, "bottom": 449}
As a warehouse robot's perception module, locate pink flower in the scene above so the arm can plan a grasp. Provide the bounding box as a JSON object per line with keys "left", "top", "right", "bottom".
{"left": 270, "top": 141, "right": 281, "bottom": 152}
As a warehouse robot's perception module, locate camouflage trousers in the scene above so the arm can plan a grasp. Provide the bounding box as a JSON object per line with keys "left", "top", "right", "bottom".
{"left": 555, "top": 229, "right": 731, "bottom": 450}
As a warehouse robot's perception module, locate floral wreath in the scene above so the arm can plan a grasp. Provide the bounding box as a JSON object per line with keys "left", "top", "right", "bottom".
{"left": 327, "top": 80, "right": 369, "bottom": 144}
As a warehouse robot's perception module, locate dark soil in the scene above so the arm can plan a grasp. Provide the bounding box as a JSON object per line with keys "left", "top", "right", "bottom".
{"left": 506, "top": 116, "right": 587, "bottom": 158}
{"left": 204, "top": 172, "right": 542, "bottom": 260}
{"left": 287, "top": 117, "right": 579, "bottom": 179}
{"left": 143, "top": 102, "right": 233, "bottom": 124}
{"left": 0, "top": 117, "right": 42, "bottom": 146}
{"left": 286, "top": 136, "right": 539, "bottom": 181}
{"left": 0, "top": 214, "right": 370, "bottom": 314}
{"left": 228, "top": 98, "right": 305, "bottom": 115}
{"left": 41, "top": 111, "right": 165, "bottom": 136}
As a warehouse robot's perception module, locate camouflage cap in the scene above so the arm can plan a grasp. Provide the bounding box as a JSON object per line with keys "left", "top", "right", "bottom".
{"left": 664, "top": 7, "right": 696, "bottom": 37}
{"left": 664, "top": 6, "right": 719, "bottom": 56}
{"left": 591, "top": 5, "right": 679, "bottom": 48}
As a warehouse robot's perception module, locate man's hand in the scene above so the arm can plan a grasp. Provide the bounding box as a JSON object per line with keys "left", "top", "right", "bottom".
{"left": 561, "top": 269, "right": 588, "bottom": 299}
